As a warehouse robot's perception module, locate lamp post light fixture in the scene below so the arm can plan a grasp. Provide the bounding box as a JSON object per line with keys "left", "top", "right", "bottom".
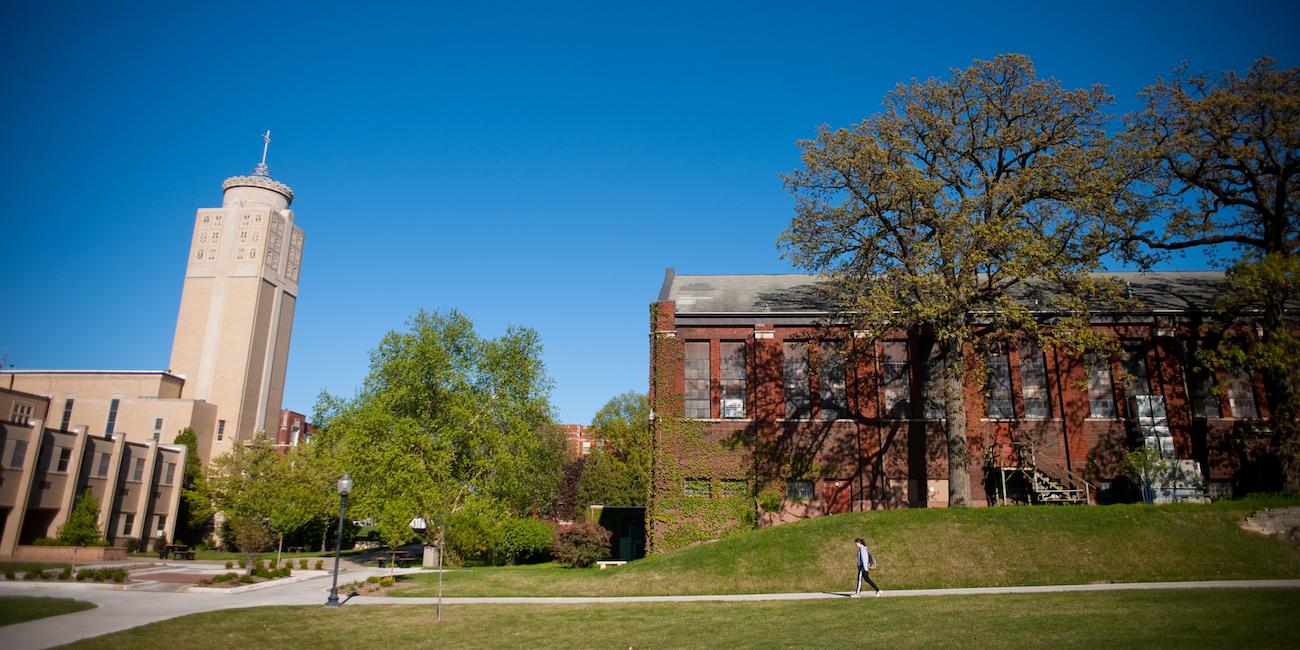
{"left": 325, "top": 472, "right": 353, "bottom": 608}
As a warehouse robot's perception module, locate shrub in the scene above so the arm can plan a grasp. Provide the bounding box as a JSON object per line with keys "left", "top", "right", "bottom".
{"left": 212, "top": 573, "right": 232, "bottom": 583}
{"left": 57, "top": 488, "right": 104, "bottom": 547}
{"left": 60, "top": 567, "right": 72, "bottom": 580}
{"left": 75, "top": 568, "right": 92, "bottom": 581}
{"left": 553, "top": 523, "right": 611, "bottom": 568}
{"left": 225, "top": 561, "right": 234, "bottom": 570}
{"left": 299, "top": 559, "right": 308, "bottom": 570}
{"left": 315, "top": 560, "right": 324, "bottom": 570}
{"left": 4, "top": 570, "right": 14, "bottom": 580}
{"left": 497, "top": 518, "right": 555, "bottom": 565}
{"left": 111, "top": 568, "right": 126, "bottom": 583}
{"left": 237, "top": 558, "right": 247, "bottom": 569}
{"left": 255, "top": 559, "right": 267, "bottom": 572}
{"left": 93, "top": 568, "right": 110, "bottom": 582}
{"left": 24, "top": 570, "right": 43, "bottom": 581}
{"left": 366, "top": 575, "right": 380, "bottom": 584}
{"left": 447, "top": 510, "right": 499, "bottom": 565}
{"left": 379, "top": 576, "right": 395, "bottom": 588}
{"left": 239, "top": 574, "right": 255, "bottom": 584}
{"left": 32, "top": 537, "right": 63, "bottom": 546}
{"left": 198, "top": 578, "right": 213, "bottom": 586}
{"left": 123, "top": 537, "right": 149, "bottom": 553}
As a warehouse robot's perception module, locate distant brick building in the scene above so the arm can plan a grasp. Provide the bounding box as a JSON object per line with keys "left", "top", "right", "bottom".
{"left": 561, "top": 424, "right": 599, "bottom": 459}
{"left": 647, "top": 270, "right": 1281, "bottom": 551}
{"left": 276, "top": 409, "right": 314, "bottom": 448}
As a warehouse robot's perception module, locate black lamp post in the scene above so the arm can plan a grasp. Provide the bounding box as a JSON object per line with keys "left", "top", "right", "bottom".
{"left": 325, "top": 472, "right": 353, "bottom": 607}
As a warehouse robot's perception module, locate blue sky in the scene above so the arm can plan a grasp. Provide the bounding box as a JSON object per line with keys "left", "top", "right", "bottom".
{"left": 2, "top": 1, "right": 1297, "bottom": 423}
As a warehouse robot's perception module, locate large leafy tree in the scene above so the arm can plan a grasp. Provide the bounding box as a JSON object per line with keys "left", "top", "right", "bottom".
{"left": 316, "top": 310, "right": 558, "bottom": 551}
{"left": 1124, "top": 58, "right": 1300, "bottom": 490}
{"left": 172, "top": 427, "right": 210, "bottom": 545}
{"left": 204, "top": 434, "right": 279, "bottom": 567}
{"left": 576, "top": 392, "right": 650, "bottom": 514}
{"left": 780, "top": 54, "right": 1131, "bottom": 505}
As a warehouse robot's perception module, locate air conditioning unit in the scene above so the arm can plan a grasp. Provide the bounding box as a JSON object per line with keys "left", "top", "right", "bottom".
{"left": 721, "top": 398, "right": 744, "bottom": 419}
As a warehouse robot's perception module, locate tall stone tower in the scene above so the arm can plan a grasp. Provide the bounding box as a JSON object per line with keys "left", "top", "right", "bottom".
{"left": 169, "top": 133, "right": 304, "bottom": 460}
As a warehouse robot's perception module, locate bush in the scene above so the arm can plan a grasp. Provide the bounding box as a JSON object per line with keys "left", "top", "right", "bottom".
{"left": 237, "top": 558, "right": 247, "bottom": 569}
{"left": 4, "top": 570, "right": 15, "bottom": 580}
{"left": 239, "top": 574, "right": 255, "bottom": 584}
{"left": 284, "top": 560, "right": 294, "bottom": 570}
{"left": 299, "top": 559, "right": 308, "bottom": 570}
{"left": 225, "top": 561, "right": 234, "bottom": 570}
{"left": 60, "top": 567, "right": 72, "bottom": 580}
{"left": 379, "top": 576, "right": 395, "bottom": 588}
{"left": 76, "top": 568, "right": 92, "bottom": 581}
{"left": 24, "top": 570, "right": 43, "bottom": 581}
{"left": 32, "top": 537, "right": 63, "bottom": 546}
{"left": 553, "top": 523, "right": 611, "bottom": 568}
{"left": 123, "top": 538, "right": 149, "bottom": 553}
{"left": 497, "top": 518, "right": 555, "bottom": 565}
{"left": 315, "top": 560, "right": 324, "bottom": 570}
{"left": 447, "top": 511, "right": 499, "bottom": 565}
{"left": 111, "top": 568, "right": 126, "bottom": 583}
{"left": 366, "top": 575, "right": 380, "bottom": 583}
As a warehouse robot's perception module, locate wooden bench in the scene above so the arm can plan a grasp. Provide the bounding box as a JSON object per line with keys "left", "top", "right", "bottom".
{"left": 596, "top": 560, "right": 626, "bottom": 570}
{"left": 378, "top": 551, "right": 416, "bottom": 569}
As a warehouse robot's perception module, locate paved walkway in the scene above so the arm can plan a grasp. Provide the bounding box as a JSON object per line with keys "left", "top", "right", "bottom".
{"left": 2, "top": 572, "right": 1298, "bottom": 650}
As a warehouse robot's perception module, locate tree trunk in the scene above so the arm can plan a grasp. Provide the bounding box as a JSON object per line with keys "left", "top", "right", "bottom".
{"left": 941, "top": 338, "right": 972, "bottom": 507}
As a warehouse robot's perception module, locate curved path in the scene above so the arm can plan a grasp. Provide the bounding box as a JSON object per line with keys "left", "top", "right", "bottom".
{"left": 2, "top": 566, "right": 1298, "bottom": 650}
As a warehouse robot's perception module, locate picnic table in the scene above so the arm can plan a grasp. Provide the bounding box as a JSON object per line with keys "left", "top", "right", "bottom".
{"left": 377, "top": 550, "right": 416, "bottom": 569}
{"left": 159, "top": 544, "right": 196, "bottom": 560}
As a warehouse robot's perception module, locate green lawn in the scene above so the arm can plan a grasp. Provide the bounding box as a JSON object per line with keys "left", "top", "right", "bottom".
{"left": 0, "top": 596, "right": 95, "bottom": 626}
{"left": 395, "top": 498, "right": 1300, "bottom": 597}
{"left": 61, "top": 589, "right": 1300, "bottom": 649}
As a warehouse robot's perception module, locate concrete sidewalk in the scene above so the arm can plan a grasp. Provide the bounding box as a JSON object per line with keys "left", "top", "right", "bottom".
{"left": 2, "top": 576, "right": 1298, "bottom": 649}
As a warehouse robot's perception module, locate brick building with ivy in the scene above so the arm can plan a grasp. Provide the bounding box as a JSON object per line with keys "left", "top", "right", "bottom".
{"left": 646, "top": 269, "right": 1280, "bottom": 553}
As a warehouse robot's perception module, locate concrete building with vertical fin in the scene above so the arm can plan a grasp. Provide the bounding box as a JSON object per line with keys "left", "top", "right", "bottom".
{"left": 0, "top": 139, "right": 305, "bottom": 554}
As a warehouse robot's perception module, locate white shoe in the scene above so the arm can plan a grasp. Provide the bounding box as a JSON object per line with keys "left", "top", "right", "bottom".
{"left": 850, "top": 592, "right": 861, "bottom": 598}
{"left": 875, "top": 590, "right": 883, "bottom": 598}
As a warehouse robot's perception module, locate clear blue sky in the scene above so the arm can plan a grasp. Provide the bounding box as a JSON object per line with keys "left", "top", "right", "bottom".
{"left": 2, "top": 1, "right": 1297, "bottom": 423}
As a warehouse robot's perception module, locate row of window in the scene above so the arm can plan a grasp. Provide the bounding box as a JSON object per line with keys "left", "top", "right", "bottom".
{"left": 682, "top": 339, "right": 1260, "bottom": 421}
{"left": 682, "top": 478, "right": 819, "bottom": 501}
{"left": 1, "top": 439, "right": 176, "bottom": 484}
{"left": 115, "top": 512, "right": 169, "bottom": 538}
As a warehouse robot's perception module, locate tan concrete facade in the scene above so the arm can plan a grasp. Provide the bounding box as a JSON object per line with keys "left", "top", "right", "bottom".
{"left": 0, "top": 387, "right": 187, "bottom": 554}
{"left": 169, "top": 172, "right": 303, "bottom": 459}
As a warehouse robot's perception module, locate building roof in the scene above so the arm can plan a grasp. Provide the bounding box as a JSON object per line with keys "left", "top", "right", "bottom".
{"left": 659, "top": 269, "right": 1229, "bottom": 315}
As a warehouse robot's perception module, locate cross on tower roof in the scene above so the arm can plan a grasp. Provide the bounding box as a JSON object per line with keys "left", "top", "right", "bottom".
{"left": 253, "top": 130, "right": 272, "bottom": 178}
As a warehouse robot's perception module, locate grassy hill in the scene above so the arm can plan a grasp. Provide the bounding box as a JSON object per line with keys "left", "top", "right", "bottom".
{"left": 395, "top": 496, "right": 1300, "bottom": 597}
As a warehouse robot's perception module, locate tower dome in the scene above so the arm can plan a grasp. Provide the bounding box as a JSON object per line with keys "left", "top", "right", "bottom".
{"left": 221, "top": 130, "right": 294, "bottom": 209}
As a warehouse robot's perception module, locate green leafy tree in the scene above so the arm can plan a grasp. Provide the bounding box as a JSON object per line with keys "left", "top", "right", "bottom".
{"left": 1124, "top": 58, "right": 1300, "bottom": 490}
{"left": 57, "top": 488, "right": 104, "bottom": 546}
{"left": 315, "top": 309, "right": 558, "bottom": 555}
{"left": 1120, "top": 446, "right": 1170, "bottom": 504}
{"left": 172, "top": 427, "right": 210, "bottom": 545}
{"left": 205, "top": 434, "right": 280, "bottom": 567}
{"left": 267, "top": 443, "right": 335, "bottom": 563}
{"left": 574, "top": 392, "right": 650, "bottom": 516}
{"left": 780, "top": 54, "right": 1131, "bottom": 505}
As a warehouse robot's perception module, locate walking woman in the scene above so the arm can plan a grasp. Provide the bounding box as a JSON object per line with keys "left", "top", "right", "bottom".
{"left": 853, "top": 537, "right": 882, "bottom": 597}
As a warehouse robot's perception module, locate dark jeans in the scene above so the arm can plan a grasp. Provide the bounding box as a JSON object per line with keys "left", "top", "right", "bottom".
{"left": 856, "top": 566, "right": 880, "bottom": 593}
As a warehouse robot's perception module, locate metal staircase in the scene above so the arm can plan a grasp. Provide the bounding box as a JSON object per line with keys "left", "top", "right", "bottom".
{"left": 995, "top": 442, "right": 1094, "bottom": 505}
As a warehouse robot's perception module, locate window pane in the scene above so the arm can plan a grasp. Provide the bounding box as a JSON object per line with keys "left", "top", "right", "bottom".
{"left": 784, "top": 342, "right": 810, "bottom": 419}
{"left": 1226, "top": 370, "right": 1258, "bottom": 418}
{"left": 1187, "top": 367, "right": 1220, "bottom": 418}
{"left": 1087, "top": 354, "right": 1116, "bottom": 418}
{"left": 986, "top": 347, "right": 1014, "bottom": 419}
{"left": 819, "top": 341, "right": 847, "bottom": 420}
{"left": 1018, "top": 340, "right": 1051, "bottom": 418}
{"left": 1121, "top": 342, "right": 1150, "bottom": 398}
{"left": 684, "top": 479, "right": 709, "bottom": 497}
{"left": 720, "top": 342, "right": 746, "bottom": 419}
{"left": 787, "top": 479, "right": 815, "bottom": 501}
{"left": 882, "top": 342, "right": 910, "bottom": 419}
{"left": 685, "top": 342, "right": 710, "bottom": 419}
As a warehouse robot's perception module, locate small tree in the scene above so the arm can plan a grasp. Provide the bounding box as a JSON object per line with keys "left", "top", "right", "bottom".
{"left": 228, "top": 516, "right": 273, "bottom": 572}
{"left": 58, "top": 488, "right": 104, "bottom": 546}
{"left": 1120, "top": 447, "right": 1169, "bottom": 504}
